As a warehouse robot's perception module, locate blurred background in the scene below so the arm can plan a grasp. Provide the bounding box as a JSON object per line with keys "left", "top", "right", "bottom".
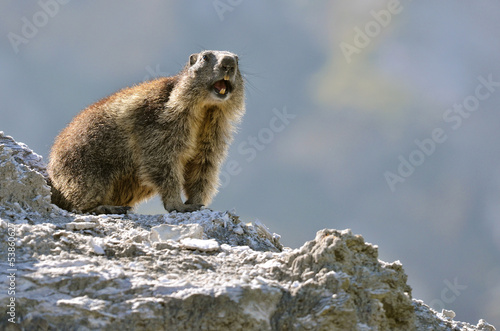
{"left": 1, "top": 0, "right": 499, "bottom": 326}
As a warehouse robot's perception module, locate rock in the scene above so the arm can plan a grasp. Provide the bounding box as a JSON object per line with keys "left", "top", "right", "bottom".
{"left": 0, "top": 132, "right": 54, "bottom": 217}
{"left": 150, "top": 223, "right": 204, "bottom": 242}
{"left": 0, "top": 133, "right": 496, "bottom": 331}
{"left": 441, "top": 309, "right": 457, "bottom": 320}
{"left": 180, "top": 238, "right": 220, "bottom": 252}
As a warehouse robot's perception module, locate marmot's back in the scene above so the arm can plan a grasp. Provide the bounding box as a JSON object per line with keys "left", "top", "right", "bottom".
{"left": 48, "top": 50, "right": 245, "bottom": 214}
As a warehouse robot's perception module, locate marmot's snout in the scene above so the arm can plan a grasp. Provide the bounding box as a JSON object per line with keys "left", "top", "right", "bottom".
{"left": 220, "top": 55, "right": 237, "bottom": 77}
{"left": 213, "top": 54, "right": 239, "bottom": 98}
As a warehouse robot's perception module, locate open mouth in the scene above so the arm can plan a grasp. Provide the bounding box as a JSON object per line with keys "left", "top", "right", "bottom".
{"left": 212, "top": 75, "right": 232, "bottom": 98}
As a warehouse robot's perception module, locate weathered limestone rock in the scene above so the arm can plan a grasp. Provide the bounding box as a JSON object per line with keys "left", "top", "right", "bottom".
{"left": 0, "top": 132, "right": 496, "bottom": 330}
{"left": 0, "top": 132, "right": 54, "bottom": 217}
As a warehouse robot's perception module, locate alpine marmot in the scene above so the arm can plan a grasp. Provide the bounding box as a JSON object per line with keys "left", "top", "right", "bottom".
{"left": 48, "top": 50, "right": 245, "bottom": 213}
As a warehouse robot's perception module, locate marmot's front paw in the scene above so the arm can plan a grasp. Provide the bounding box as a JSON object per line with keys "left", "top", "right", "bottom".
{"left": 182, "top": 203, "right": 204, "bottom": 212}
{"left": 164, "top": 203, "right": 204, "bottom": 213}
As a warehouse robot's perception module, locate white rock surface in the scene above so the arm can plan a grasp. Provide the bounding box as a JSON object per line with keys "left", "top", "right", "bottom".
{"left": 180, "top": 238, "right": 220, "bottom": 251}
{"left": 150, "top": 223, "right": 204, "bottom": 242}
{"left": 0, "top": 132, "right": 496, "bottom": 331}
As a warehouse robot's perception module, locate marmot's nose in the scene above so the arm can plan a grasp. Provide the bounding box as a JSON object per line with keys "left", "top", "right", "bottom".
{"left": 221, "top": 56, "right": 237, "bottom": 72}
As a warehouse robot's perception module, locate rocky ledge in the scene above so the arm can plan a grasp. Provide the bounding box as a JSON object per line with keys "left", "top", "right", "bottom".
{"left": 0, "top": 132, "right": 496, "bottom": 331}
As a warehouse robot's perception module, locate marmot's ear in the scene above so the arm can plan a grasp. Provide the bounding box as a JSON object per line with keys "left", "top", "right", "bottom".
{"left": 189, "top": 54, "right": 198, "bottom": 66}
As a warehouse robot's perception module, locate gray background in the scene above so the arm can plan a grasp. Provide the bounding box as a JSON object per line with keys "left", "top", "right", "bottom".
{"left": 1, "top": 0, "right": 499, "bottom": 326}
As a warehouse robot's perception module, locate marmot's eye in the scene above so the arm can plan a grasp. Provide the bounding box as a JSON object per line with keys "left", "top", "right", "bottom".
{"left": 202, "top": 55, "right": 209, "bottom": 61}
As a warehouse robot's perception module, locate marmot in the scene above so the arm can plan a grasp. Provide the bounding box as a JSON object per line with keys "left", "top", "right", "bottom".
{"left": 48, "top": 50, "right": 245, "bottom": 214}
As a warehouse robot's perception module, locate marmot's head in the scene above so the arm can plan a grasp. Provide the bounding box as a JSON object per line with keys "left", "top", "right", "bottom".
{"left": 183, "top": 50, "right": 244, "bottom": 107}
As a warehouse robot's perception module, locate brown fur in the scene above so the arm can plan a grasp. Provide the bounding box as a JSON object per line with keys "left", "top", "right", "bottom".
{"left": 48, "top": 50, "right": 245, "bottom": 213}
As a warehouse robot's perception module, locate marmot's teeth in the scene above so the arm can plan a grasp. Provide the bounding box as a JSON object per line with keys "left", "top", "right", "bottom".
{"left": 224, "top": 74, "right": 230, "bottom": 81}
{"left": 219, "top": 88, "right": 226, "bottom": 95}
